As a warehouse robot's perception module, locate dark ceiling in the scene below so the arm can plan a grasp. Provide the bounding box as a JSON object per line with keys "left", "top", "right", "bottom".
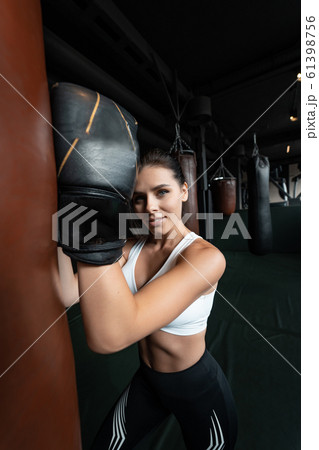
{"left": 41, "top": 0, "right": 301, "bottom": 171}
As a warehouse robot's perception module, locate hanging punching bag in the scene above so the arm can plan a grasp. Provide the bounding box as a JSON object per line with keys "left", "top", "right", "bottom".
{"left": 175, "top": 149, "right": 199, "bottom": 234}
{"left": 210, "top": 158, "right": 236, "bottom": 216}
{"left": 247, "top": 138, "right": 273, "bottom": 255}
{"left": 211, "top": 178, "right": 236, "bottom": 215}
{"left": 0, "top": 1, "right": 82, "bottom": 449}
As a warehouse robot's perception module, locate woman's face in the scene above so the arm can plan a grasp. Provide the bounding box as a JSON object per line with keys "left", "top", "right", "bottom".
{"left": 132, "top": 165, "right": 188, "bottom": 236}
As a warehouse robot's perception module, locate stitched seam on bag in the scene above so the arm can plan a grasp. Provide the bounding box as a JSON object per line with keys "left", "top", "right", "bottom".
{"left": 86, "top": 92, "right": 100, "bottom": 134}
{"left": 112, "top": 101, "right": 136, "bottom": 153}
{"left": 58, "top": 137, "right": 79, "bottom": 177}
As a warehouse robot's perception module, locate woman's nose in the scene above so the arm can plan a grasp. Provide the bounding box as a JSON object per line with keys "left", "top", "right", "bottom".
{"left": 145, "top": 195, "right": 158, "bottom": 212}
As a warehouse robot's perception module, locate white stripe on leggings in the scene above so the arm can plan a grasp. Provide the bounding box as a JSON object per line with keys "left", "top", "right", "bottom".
{"left": 108, "top": 385, "right": 130, "bottom": 450}
{"left": 206, "top": 410, "right": 225, "bottom": 450}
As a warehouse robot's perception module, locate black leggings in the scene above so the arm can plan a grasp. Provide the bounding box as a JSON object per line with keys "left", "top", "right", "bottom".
{"left": 91, "top": 350, "right": 237, "bottom": 450}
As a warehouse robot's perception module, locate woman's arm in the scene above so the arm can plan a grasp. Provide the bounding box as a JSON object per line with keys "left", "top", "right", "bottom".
{"left": 57, "top": 247, "right": 80, "bottom": 308}
{"left": 78, "top": 243, "right": 225, "bottom": 354}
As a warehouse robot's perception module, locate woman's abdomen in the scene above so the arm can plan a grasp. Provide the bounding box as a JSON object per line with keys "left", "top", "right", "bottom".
{"left": 139, "top": 328, "right": 206, "bottom": 373}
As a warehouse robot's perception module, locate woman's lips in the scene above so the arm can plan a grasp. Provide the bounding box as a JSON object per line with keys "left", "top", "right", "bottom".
{"left": 149, "top": 217, "right": 165, "bottom": 226}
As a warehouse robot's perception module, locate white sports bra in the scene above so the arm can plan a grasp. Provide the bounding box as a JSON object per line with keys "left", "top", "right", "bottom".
{"left": 121, "top": 231, "right": 215, "bottom": 336}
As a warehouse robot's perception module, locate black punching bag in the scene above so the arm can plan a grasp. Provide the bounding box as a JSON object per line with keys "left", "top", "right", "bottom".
{"left": 247, "top": 138, "right": 273, "bottom": 255}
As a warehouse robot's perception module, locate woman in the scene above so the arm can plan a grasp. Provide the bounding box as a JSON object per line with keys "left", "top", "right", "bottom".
{"left": 58, "top": 149, "right": 238, "bottom": 450}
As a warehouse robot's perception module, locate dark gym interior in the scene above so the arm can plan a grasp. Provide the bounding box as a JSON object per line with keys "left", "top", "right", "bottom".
{"left": 0, "top": 1, "right": 301, "bottom": 449}
{"left": 42, "top": 1, "right": 301, "bottom": 449}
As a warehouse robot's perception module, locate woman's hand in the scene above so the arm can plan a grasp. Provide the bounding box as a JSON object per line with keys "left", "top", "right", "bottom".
{"left": 57, "top": 247, "right": 80, "bottom": 308}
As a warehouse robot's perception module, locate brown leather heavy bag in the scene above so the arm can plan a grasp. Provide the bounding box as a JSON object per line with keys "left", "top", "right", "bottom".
{"left": 174, "top": 149, "right": 199, "bottom": 234}
{"left": 211, "top": 178, "right": 237, "bottom": 216}
{"left": 0, "top": 1, "right": 82, "bottom": 448}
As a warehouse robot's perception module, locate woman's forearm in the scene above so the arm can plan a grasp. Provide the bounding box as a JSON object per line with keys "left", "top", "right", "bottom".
{"left": 77, "top": 261, "right": 137, "bottom": 353}
{"left": 76, "top": 245, "right": 225, "bottom": 355}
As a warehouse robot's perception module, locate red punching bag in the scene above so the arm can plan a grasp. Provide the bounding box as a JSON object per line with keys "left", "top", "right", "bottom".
{"left": 171, "top": 125, "right": 199, "bottom": 234}
{"left": 210, "top": 158, "right": 237, "bottom": 216}
{"left": 174, "top": 149, "right": 200, "bottom": 234}
{"left": 0, "top": 1, "right": 82, "bottom": 449}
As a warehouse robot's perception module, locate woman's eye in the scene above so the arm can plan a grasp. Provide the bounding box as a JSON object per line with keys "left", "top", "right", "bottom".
{"left": 158, "top": 189, "right": 169, "bottom": 196}
{"left": 133, "top": 196, "right": 144, "bottom": 203}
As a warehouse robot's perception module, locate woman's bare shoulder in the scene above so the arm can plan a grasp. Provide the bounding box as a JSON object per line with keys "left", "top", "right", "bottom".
{"left": 184, "top": 236, "right": 223, "bottom": 252}
{"left": 177, "top": 237, "right": 225, "bottom": 268}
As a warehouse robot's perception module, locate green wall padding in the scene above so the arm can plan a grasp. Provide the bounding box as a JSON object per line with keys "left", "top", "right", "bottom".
{"left": 212, "top": 205, "right": 300, "bottom": 253}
